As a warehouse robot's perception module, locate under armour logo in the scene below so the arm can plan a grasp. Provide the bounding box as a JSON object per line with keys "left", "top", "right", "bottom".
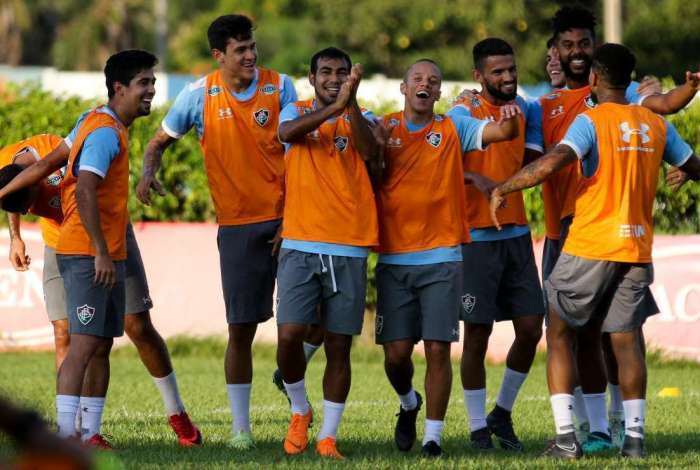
{"left": 620, "top": 121, "right": 650, "bottom": 144}
{"left": 375, "top": 314, "right": 384, "bottom": 335}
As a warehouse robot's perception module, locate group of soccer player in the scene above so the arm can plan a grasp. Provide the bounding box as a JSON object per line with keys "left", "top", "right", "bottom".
{"left": 1, "top": 5, "right": 699, "bottom": 461}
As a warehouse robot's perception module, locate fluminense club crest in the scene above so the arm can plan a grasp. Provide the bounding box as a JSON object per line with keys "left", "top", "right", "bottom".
{"left": 334, "top": 136, "right": 349, "bottom": 152}
{"left": 426, "top": 132, "right": 442, "bottom": 148}
{"left": 254, "top": 108, "right": 270, "bottom": 127}
{"left": 462, "top": 294, "right": 476, "bottom": 315}
{"left": 260, "top": 84, "right": 276, "bottom": 95}
{"left": 77, "top": 304, "right": 95, "bottom": 325}
{"left": 208, "top": 86, "right": 222, "bottom": 96}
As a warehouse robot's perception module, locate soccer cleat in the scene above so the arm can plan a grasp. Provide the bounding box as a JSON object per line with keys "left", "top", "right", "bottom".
{"left": 620, "top": 435, "right": 645, "bottom": 458}
{"left": 542, "top": 432, "right": 582, "bottom": 459}
{"left": 316, "top": 437, "right": 344, "bottom": 459}
{"left": 470, "top": 427, "right": 495, "bottom": 451}
{"left": 229, "top": 431, "right": 256, "bottom": 450}
{"left": 486, "top": 405, "right": 524, "bottom": 451}
{"left": 421, "top": 440, "right": 443, "bottom": 458}
{"left": 574, "top": 421, "right": 590, "bottom": 444}
{"left": 609, "top": 415, "right": 625, "bottom": 449}
{"left": 582, "top": 431, "right": 614, "bottom": 454}
{"left": 394, "top": 391, "right": 423, "bottom": 451}
{"left": 168, "top": 412, "right": 202, "bottom": 447}
{"left": 272, "top": 369, "right": 290, "bottom": 404}
{"left": 283, "top": 408, "right": 313, "bottom": 455}
{"left": 84, "top": 433, "right": 114, "bottom": 450}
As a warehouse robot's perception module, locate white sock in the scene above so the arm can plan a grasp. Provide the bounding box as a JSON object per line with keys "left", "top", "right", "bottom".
{"left": 56, "top": 395, "right": 80, "bottom": 438}
{"left": 226, "top": 383, "right": 252, "bottom": 433}
{"left": 79, "top": 396, "right": 105, "bottom": 441}
{"left": 463, "top": 388, "right": 487, "bottom": 432}
{"left": 550, "top": 394, "right": 575, "bottom": 435}
{"left": 423, "top": 419, "right": 444, "bottom": 445}
{"left": 608, "top": 384, "right": 623, "bottom": 417}
{"left": 495, "top": 368, "right": 528, "bottom": 411}
{"left": 623, "top": 399, "right": 645, "bottom": 439}
{"left": 153, "top": 371, "right": 185, "bottom": 416}
{"left": 583, "top": 392, "right": 609, "bottom": 435}
{"left": 303, "top": 342, "right": 321, "bottom": 363}
{"left": 573, "top": 386, "right": 589, "bottom": 426}
{"left": 283, "top": 379, "right": 310, "bottom": 415}
{"left": 317, "top": 400, "right": 345, "bottom": 440}
{"left": 399, "top": 388, "right": 418, "bottom": 411}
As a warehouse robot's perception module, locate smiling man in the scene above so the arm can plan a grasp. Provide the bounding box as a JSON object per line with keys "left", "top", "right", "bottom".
{"left": 136, "top": 14, "right": 297, "bottom": 450}
{"left": 54, "top": 49, "right": 158, "bottom": 447}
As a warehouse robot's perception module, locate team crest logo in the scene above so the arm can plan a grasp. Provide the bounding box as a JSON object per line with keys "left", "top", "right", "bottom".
{"left": 470, "top": 96, "right": 481, "bottom": 108}
{"left": 544, "top": 92, "right": 561, "bottom": 100}
{"left": 260, "top": 84, "right": 276, "bottom": 95}
{"left": 461, "top": 294, "right": 476, "bottom": 315}
{"left": 48, "top": 196, "right": 61, "bottom": 209}
{"left": 47, "top": 174, "right": 63, "bottom": 186}
{"left": 375, "top": 314, "right": 384, "bottom": 335}
{"left": 302, "top": 107, "right": 313, "bottom": 115}
{"left": 208, "top": 86, "right": 222, "bottom": 97}
{"left": 584, "top": 94, "right": 597, "bottom": 109}
{"left": 334, "top": 136, "right": 349, "bottom": 152}
{"left": 77, "top": 304, "right": 95, "bottom": 326}
{"left": 620, "top": 122, "right": 651, "bottom": 144}
{"left": 254, "top": 108, "right": 270, "bottom": 127}
{"left": 218, "top": 107, "right": 233, "bottom": 119}
{"left": 426, "top": 132, "right": 442, "bottom": 148}
{"left": 434, "top": 114, "right": 444, "bottom": 122}
{"left": 388, "top": 118, "right": 400, "bottom": 127}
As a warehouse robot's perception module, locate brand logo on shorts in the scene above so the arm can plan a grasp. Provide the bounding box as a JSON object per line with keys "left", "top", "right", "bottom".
{"left": 452, "top": 327, "right": 460, "bottom": 340}
{"left": 218, "top": 107, "right": 233, "bottom": 119}
{"left": 77, "top": 304, "right": 95, "bottom": 326}
{"left": 254, "top": 108, "right": 270, "bottom": 127}
{"left": 375, "top": 314, "right": 384, "bottom": 335}
{"left": 426, "top": 132, "right": 442, "bottom": 148}
{"left": 260, "top": 84, "right": 276, "bottom": 95}
{"left": 142, "top": 295, "right": 152, "bottom": 307}
{"left": 334, "top": 136, "right": 349, "bottom": 152}
{"left": 462, "top": 294, "right": 476, "bottom": 315}
{"left": 208, "top": 86, "right": 222, "bottom": 97}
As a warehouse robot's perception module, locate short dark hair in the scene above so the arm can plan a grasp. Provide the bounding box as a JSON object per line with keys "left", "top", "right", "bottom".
{"left": 104, "top": 49, "right": 158, "bottom": 99}
{"left": 310, "top": 47, "right": 352, "bottom": 74}
{"left": 473, "top": 38, "right": 514, "bottom": 70}
{"left": 546, "top": 36, "right": 556, "bottom": 49}
{"left": 592, "top": 43, "right": 636, "bottom": 88}
{"left": 404, "top": 58, "right": 442, "bottom": 82}
{"left": 0, "top": 164, "right": 32, "bottom": 213}
{"left": 552, "top": 6, "right": 597, "bottom": 39}
{"left": 207, "top": 14, "right": 254, "bottom": 51}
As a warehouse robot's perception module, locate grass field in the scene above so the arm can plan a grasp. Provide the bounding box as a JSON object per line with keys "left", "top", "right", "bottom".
{"left": 1, "top": 337, "right": 699, "bottom": 469}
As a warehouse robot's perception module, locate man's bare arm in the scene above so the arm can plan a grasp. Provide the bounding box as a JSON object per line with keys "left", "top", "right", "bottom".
{"left": 278, "top": 102, "right": 345, "bottom": 144}
{"left": 7, "top": 213, "right": 29, "bottom": 271}
{"left": 481, "top": 104, "right": 522, "bottom": 145}
{"left": 0, "top": 142, "right": 69, "bottom": 201}
{"left": 136, "top": 129, "right": 174, "bottom": 205}
{"left": 642, "top": 71, "right": 700, "bottom": 115}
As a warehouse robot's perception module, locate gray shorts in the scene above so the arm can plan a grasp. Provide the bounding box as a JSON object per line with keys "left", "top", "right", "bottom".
{"left": 460, "top": 234, "right": 544, "bottom": 324}
{"left": 276, "top": 249, "right": 367, "bottom": 336}
{"left": 545, "top": 253, "right": 659, "bottom": 333}
{"left": 375, "top": 262, "right": 461, "bottom": 344}
{"left": 541, "top": 216, "right": 573, "bottom": 283}
{"left": 217, "top": 220, "right": 280, "bottom": 324}
{"left": 42, "top": 224, "right": 152, "bottom": 322}
{"left": 57, "top": 255, "right": 126, "bottom": 338}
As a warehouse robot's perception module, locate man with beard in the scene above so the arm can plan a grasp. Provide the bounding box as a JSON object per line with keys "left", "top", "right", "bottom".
{"left": 527, "top": 5, "right": 700, "bottom": 454}
{"left": 447, "top": 38, "right": 544, "bottom": 452}
{"left": 491, "top": 42, "right": 700, "bottom": 459}
{"left": 375, "top": 59, "right": 521, "bottom": 458}
{"left": 136, "top": 14, "right": 298, "bottom": 450}
{"left": 275, "top": 47, "right": 379, "bottom": 459}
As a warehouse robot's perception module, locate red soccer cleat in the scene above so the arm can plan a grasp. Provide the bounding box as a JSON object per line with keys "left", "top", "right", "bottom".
{"left": 169, "top": 412, "right": 202, "bottom": 447}
{"left": 84, "top": 433, "right": 114, "bottom": 450}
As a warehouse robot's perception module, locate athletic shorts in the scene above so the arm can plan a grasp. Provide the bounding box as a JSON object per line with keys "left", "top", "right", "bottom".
{"left": 276, "top": 249, "right": 367, "bottom": 336}
{"left": 217, "top": 220, "right": 280, "bottom": 325}
{"left": 375, "top": 262, "right": 461, "bottom": 344}
{"left": 460, "top": 234, "right": 544, "bottom": 324}
{"left": 57, "top": 255, "right": 126, "bottom": 338}
{"left": 545, "top": 252, "right": 659, "bottom": 333}
{"left": 541, "top": 216, "right": 573, "bottom": 283}
{"left": 42, "top": 224, "right": 152, "bottom": 322}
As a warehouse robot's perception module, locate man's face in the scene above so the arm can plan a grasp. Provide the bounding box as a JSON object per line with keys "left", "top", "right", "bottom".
{"left": 214, "top": 36, "right": 257, "bottom": 81}
{"left": 546, "top": 46, "right": 565, "bottom": 88}
{"left": 310, "top": 57, "right": 350, "bottom": 107}
{"left": 556, "top": 28, "right": 595, "bottom": 83}
{"left": 119, "top": 68, "right": 156, "bottom": 117}
{"left": 476, "top": 54, "right": 517, "bottom": 102}
{"left": 401, "top": 61, "right": 442, "bottom": 114}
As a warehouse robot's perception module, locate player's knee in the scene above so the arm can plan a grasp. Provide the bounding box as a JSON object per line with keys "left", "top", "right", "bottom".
{"left": 124, "top": 313, "right": 151, "bottom": 341}
{"left": 53, "top": 322, "right": 70, "bottom": 349}
{"left": 276, "top": 325, "right": 304, "bottom": 349}
{"left": 424, "top": 341, "right": 451, "bottom": 362}
{"left": 383, "top": 344, "right": 411, "bottom": 369}
{"left": 94, "top": 338, "right": 114, "bottom": 358}
{"left": 464, "top": 325, "right": 491, "bottom": 353}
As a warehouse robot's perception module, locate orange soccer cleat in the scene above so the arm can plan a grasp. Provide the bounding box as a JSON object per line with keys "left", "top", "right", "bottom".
{"left": 283, "top": 409, "right": 313, "bottom": 455}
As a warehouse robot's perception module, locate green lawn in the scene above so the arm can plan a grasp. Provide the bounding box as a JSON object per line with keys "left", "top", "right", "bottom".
{"left": 1, "top": 337, "right": 699, "bottom": 469}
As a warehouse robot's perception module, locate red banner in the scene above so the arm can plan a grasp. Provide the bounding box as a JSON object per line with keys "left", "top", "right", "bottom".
{"left": 1, "top": 224, "right": 699, "bottom": 361}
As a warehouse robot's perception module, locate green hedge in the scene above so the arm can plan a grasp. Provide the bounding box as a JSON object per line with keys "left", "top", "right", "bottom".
{"left": 2, "top": 86, "right": 699, "bottom": 307}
